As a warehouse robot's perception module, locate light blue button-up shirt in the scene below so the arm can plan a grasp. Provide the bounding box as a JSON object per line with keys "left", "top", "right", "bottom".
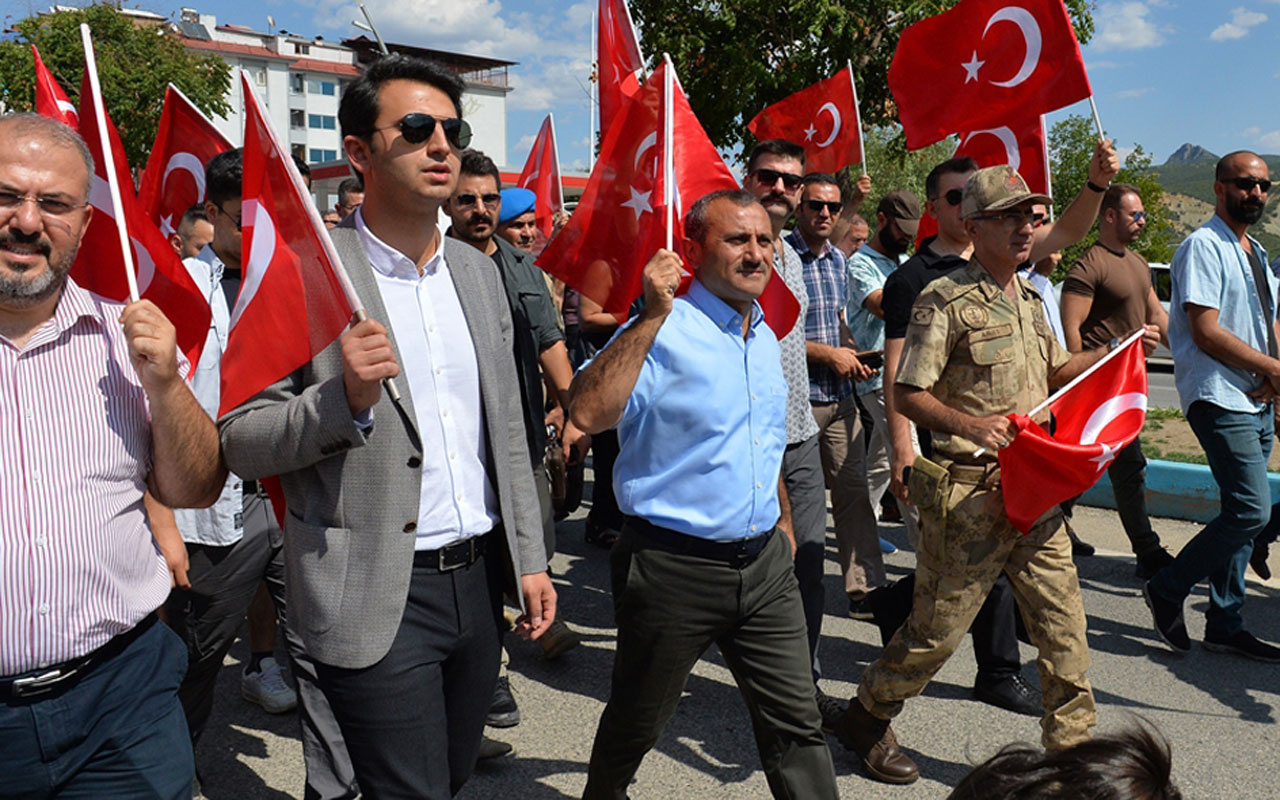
{"left": 608, "top": 279, "right": 787, "bottom": 541}
{"left": 1170, "top": 213, "right": 1276, "bottom": 414}
{"left": 845, "top": 244, "right": 902, "bottom": 394}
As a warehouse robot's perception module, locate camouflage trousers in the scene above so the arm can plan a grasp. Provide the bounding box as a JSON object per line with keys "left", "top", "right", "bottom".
{"left": 857, "top": 476, "right": 1096, "bottom": 750}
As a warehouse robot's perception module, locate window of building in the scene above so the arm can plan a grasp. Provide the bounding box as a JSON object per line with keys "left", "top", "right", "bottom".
{"left": 293, "top": 42, "right": 310, "bottom": 55}
{"left": 290, "top": 109, "right": 305, "bottom": 129}
{"left": 290, "top": 73, "right": 304, "bottom": 94}
{"left": 291, "top": 143, "right": 307, "bottom": 163}
{"left": 307, "top": 114, "right": 336, "bottom": 130}
{"left": 307, "top": 78, "right": 336, "bottom": 96}
{"left": 309, "top": 148, "right": 338, "bottom": 163}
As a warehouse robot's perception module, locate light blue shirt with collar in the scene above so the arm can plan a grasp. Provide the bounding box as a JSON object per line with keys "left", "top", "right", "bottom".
{"left": 1018, "top": 268, "right": 1067, "bottom": 348}
{"left": 845, "top": 244, "right": 903, "bottom": 393}
{"left": 607, "top": 279, "right": 787, "bottom": 541}
{"left": 1171, "top": 213, "right": 1276, "bottom": 414}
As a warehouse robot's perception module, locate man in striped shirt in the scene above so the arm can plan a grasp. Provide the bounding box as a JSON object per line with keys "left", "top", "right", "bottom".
{"left": 0, "top": 114, "right": 225, "bottom": 797}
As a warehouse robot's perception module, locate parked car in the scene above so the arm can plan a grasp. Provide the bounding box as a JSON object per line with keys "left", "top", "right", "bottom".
{"left": 1149, "top": 262, "right": 1172, "bottom": 365}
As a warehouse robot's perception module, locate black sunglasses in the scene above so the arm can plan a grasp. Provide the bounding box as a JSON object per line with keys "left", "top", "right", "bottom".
{"left": 804, "top": 199, "right": 844, "bottom": 214}
{"left": 214, "top": 201, "right": 242, "bottom": 232}
{"left": 376, "top": 113, "right": 473, "bottom": 149}
{"left": 751, "top": 168, "right": 803, "bottom": 190}
{"left": 943, "top": 188, "right": 964, "bottom": 207}
{"left": 455, "top": 192, "right": 501, "bottom": 209}
{"left": 1226, "top": 176, "right": 1271, "bottom": 193}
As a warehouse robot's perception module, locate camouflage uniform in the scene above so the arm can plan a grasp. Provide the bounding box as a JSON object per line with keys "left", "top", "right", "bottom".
{"left": 856, "top": 259, "right": 1097, "bottom": 750}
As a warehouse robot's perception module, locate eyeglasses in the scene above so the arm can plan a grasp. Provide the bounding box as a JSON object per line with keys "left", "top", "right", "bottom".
{"left": 214, "top": 202, "right": 242, "bottom": 232}
{"left": 454, "top": 192, "right": 501, "bottom": 209}
{"left": 375, "top": 113, "right": 473, "bottom": 149}
{"left": 973, "top": 209, "right": 1044, "bottom": 228}
{"left": 750, "top": 168, "right": 803, "bottom": 190}
{"left": 1130, "top": 210, "right": 1148, "bottom": 222}
{"left": 943, "top": 188, "right": 964, "bottom": 207}
{"left": 804, "top": 199, "right": 844, "bottom": 214}
{"left": 1225, "top": 176, "right": 1271, "bottom": 193}
{"left": 0, "top": 189, "right": 86, "bottom": 219}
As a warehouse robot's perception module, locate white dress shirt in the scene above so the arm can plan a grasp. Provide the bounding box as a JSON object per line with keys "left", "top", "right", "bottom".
{"left": 354, "top": 210, "right": 499, "bottom": 550}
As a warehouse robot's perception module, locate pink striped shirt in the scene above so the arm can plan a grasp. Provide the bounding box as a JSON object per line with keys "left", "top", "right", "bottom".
{"left": 0, "top": 279, "right": 173, "bottom": 675}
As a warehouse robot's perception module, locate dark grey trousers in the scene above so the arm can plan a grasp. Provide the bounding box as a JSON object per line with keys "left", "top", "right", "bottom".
{"left": 782, "top": 433, "right": 829, "bottom": 680}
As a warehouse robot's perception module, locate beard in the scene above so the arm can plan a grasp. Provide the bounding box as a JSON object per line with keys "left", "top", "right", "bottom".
{"left": 0, "top": 232, "right": 72, "bottom": 307}
{"left": 1225, "top": 193, "right": 1266, "bottom": 225}
{"left": 878, "top": 226, "right": 909, "bottom": 256}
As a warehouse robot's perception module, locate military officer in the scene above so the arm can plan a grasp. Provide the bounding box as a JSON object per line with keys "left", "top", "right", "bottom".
{"left": 834, "top": 166, "right": 1160, "bottom": 784}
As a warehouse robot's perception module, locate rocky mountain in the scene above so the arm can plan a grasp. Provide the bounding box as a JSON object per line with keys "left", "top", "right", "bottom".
{"left": 1164, "top": 143, "right": 1218, "bottom": 166}
{"left": 1152, "top": 146, "right": 1280, "bottom": 257}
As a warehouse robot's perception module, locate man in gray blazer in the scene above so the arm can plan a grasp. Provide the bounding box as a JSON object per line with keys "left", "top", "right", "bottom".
{"left": 219, "top": 54, "right": 555, "bottom": 800}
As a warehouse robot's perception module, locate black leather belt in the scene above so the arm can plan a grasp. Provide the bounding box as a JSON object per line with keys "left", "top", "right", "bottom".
{"left": 1, "top": 614, "right": 158, "bottom": 700}
{"left": 625, "top": 517, "right": 774, "bottom": 568}
{"left": 414, "top": 534, "right": 487, "bottom": 572}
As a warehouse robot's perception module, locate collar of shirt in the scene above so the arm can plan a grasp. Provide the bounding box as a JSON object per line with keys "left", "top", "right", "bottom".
{"left": 1208, "top": 213, "right": 1269, "bottom": 264}
{"left": 355, "top": 207, "right": 447, "bottom": 279}
{"left": 853, "top": 243, "right": 900, "bottom": 273}
{"left": 5, "top": 277, "right": 105, "bottom": 354}
{"left": 786, "top": 229, "right": 836, "bottom": 262}
{"left": 685, "top": 278, "right": 765, "bottom": 335}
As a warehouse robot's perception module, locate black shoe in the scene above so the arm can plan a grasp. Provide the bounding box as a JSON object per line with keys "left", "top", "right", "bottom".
{"left": 1135, "top": 547, "right": 1175, "bottom": 580}
{"left": 1142, "top": 580, "right": 1190, "bottom": 652}
{"left": 849, "top": 596, "right": 876, "bottom": 621}
{"left": 1068, "top": 527, "right": 1095, "bottom": 557}
{"left": 1250, "top": 540, "right": 1272, "bottom": 581}
{"left": 1203, "top": 630, "right": 1280, "bottom": 662}
{"left": 487, "top": 676, "right": 520, "bottom": 728}
{"left": 476, "top": 735, "right": 515, "bottom": 760}
{"left": 815, "top": 689, "right": 846, "bottom": 734}
{"left": 973, "top": 673, "right": 1041, "bottom": 717}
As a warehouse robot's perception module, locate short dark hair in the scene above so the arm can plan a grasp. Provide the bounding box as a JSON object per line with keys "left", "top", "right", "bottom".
{"left": 205, "top": 148, "right": 243, "bottom": 206}
{"left": 925, "top": 156, "right": 980, "bottom": 200}
{"left": 801, "top": 172, "right": 840, "bottom": 194}
{"left": 947, "top": 721, "right": 1181, "bottom": 800}
{"left": 291, "top": 153, "right": 311, "bottom": 180}
{"left": 746, "top": 139, "right": 806, "bottom": 175}
{"left": 337, "top": 177, "right": 365, "bottom": 206}
{"left": 458, "top": 149, "right": 501, "bottom": 189}
{"left": 1101, "top": 183, "right": 1141, "bottom": 215}
{"left": 339, "top": 54, "right": 465, "bottom": 140}
{"left": 1215, "top": 150, "right": 1262, "bottom": 181}
{"left": 684, "top": 189, "right": 762, "bottom": 244}
{"left": 178, "top": 204, "right": 208, "bottom": 230}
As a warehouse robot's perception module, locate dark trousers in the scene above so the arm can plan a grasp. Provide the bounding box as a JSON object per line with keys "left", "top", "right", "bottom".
{"left": 1105, "top": 437, "right": 1163, "bottom": 557}
{"left": 782, "top": 433, "right": 828, "bottom": 680}
{"left": 0, "top": 618, "right": 193, "bottom": 799}
{"left": 584, "top": 523, "right": 839, "bottom": 800}
{"left": 589, "top": 429, "right": 624, "bottom": 530}
{"left": 316, "top": 544, "right": 503, "bottom": 800}
{"left": 872, "top": 573, "right": 1022, "bottom": 680}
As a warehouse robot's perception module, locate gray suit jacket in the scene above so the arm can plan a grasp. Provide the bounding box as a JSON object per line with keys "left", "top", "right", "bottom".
{"left": 218, "top": 222, "right": 546, "bottom": 669}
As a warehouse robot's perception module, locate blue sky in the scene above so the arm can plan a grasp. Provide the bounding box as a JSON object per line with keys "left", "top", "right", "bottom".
{"left": 9, "top": 0, "right": 1278, "bottom": 170}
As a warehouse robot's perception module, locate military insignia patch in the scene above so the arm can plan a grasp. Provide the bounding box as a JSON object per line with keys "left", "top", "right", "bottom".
{"left": 960, "top": 304, "right": 989, "bottom": 328}
{"left": 911, "top": 307, "right": 935, "bottom": 326}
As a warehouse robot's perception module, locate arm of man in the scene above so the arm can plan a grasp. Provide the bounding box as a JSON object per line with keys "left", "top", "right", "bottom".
{"left": 123, "top": 300, "right": 225, "bottom": 509}
{"left": 569, "top": 250, "right": 684, "bottom": 434}
{"left": 579, "top": 294, "right": 622, "bottom": 334}
{"left": 1146, "top": 286, "right": 1170, "bottom": 347}
{"left": 1029, "top": 138, "right": 1120, "bottom": 262}
{"left": 863, "top": 290, "right": 885, "bottom": 320}
{"left": 1188, "top": 305, "right": 1280, "bottom": 382}
{"left": 776, "top": 471, "right": 796, "bottom": 558}
{"left": 884, "top": 336, "right": 914, "bottom": 503}
{"left": 144, "top": 491, "right": 189, "bottom": 589}
{"left": 1048, "top": 324, "right": 1162, "bottom": 389}
{"left": 540, "top": 341, "right": 591, "bottom": 463}
{"left": 898, "top": 387, "right": 1015, "bottom": 452}
{"left": 1060, "top": 292, "right": 1092, "bottom": 352}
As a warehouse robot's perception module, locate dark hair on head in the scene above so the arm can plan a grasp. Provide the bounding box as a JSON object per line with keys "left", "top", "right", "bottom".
{"left": 947, "top": 720, "right": 1182, "bottom": 800}
{"left": 684, "top": 189, "right": 762, "bottom": 244}
{"left": 801, "top": 172, "right": 840, "bottom": 195}
{"left": 1215, "top": 150, "right": 1262, "bottom": 181}
{"left": 291, "top": 153, "right": 311, "bottom": 180}
{"left": 746, "top": 138, "right": 806, "bottom": 174}
{"left": 0, "top": 112, "right": 96, "bottom": 199}
{"left": 179, "top": 204, "right": 208, "bottom": 229}
{"left": 337, "top": 176, "right": 365, "bottom": 205}
{"left": 458, "top": 149, "right": 501, "bottom": 189}
{"left": 339, "top": 53, "right": 465, "bottom": 140}
{"left": 1101, "top": 183, "right": 1141, "bottom": 215}
{"left": 925, "top": 156, "right": 980, "bottom": 200}
{"left": 205, "top": 148, "right": 244, "bottom": 207}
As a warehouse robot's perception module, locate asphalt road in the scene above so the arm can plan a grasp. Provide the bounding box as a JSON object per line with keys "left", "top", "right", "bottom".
{"left": 198, "top": 492, "right": 1280, "bottom": 800}
{"left": 1147, "top": 363, "right": 1181, "bottom": 411}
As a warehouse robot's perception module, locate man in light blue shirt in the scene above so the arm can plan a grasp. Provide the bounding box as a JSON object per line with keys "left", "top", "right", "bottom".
{"left": 1144, "top": 150, "right": 1280, "bottom": 662}
{"left": 572, "top": 190, "right": 838, "bottom": 799}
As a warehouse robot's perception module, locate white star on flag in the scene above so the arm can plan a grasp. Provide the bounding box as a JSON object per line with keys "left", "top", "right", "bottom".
{"left": 160, "top": 214, "right": 175, "bottom": 237}
{"left": 1090, "top": 442, "right": 1116, "bottom": 472}
{"left": 962, "top": 51, "right": 985, "bottom": 83}
{"left": 621, "top": 185, "right": 652, "bottom": 220}
{"left": 803, "top": 124, "right": 817, "bottom": 141}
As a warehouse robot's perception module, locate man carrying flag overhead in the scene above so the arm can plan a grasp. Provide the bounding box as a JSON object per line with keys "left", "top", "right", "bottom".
{"left": 836, "top": 165, "right": 1159, "bottom": 781}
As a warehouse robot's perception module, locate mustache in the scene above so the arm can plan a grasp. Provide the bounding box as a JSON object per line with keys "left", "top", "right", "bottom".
{"left": 0, "top": 230, "right": 52, "bottom": 258}
{"left": 467, "top": 213, "right": 493, "bottom": 225}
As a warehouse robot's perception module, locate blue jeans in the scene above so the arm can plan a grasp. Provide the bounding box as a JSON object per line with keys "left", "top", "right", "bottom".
{"left": 1151, "top": 401, "right": 1273, "bottom": 637}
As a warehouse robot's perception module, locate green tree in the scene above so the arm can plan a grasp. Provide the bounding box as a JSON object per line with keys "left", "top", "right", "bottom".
{"left": 1048, "top": 114, "right": 1176, "bottom": 277}
{"left": 842, "top": 124, "right": 955, "bottom": 228}
{"left": 0, "top": 3, "right": 231, "bottom": 170}
{"left": 628, "top": 0, "right": 1095, "bottom": 157}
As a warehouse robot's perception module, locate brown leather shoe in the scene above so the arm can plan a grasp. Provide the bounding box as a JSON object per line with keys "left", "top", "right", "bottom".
{"left": 836, "top": 698, "right": 920, "bottom": 784}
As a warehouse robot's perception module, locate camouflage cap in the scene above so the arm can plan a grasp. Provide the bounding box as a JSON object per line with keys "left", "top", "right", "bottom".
{"left": 960, "top": 165, "right": 1053, "bottom": 219}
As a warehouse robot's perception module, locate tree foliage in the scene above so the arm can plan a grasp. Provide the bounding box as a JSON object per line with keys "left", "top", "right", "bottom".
{"left": 843, "top": 125, "right": 956, "bottom": 225}
{"left": 0, "top": 3, "right": 231, "bottom": 170}
{"left": 1048, "top": 114, "right": 1176, "bottom": 276}
{"left": 629, "top": 0, "right": 1095, "bottom": 159}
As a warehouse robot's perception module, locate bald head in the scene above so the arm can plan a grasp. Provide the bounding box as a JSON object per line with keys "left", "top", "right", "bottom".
{"left": 0, "top": 114, "right": 95, "bottom": 201}
{"left": 1216, "top": 150, "right": 1267, "bottom": 181}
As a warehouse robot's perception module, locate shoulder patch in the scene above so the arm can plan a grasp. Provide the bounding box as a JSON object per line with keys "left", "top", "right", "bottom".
{"left": 960, "top": 304, "right": 989, "bottom": 329}
{"left": 910, "top": 306, "right": 935, "bottom": 326}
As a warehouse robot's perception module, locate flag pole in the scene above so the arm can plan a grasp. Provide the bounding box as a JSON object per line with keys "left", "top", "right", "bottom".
{"left": 1087, "top": 95, "right": 1105, "bottom": 141}
{"left": 549, "top": 112, "right": 565, "bottom": 212}
{"left": 239, "top": 71, "right": 401, "bottom": 402}
{"left": 1041, "top": 114, "right": 1054, "bottom": 222}
{"left": 975, "top": 328, "right": 1145, "bottom": 457}
{"left": 80, "top": 25, "right": 140, "bottom": 303}
{"left": 847, "top": 60, "right": 868, "bottom": 177}
{"left": 662, "top": 53, "right": 674, "bottom": 251}
{"left": 589, "top": 11, "right": 597, "bottom": 171}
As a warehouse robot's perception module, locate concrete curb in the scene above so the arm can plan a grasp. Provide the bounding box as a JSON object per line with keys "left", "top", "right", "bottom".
{"left": 1079, "top": 457, "right": 1280, "bottom": 523}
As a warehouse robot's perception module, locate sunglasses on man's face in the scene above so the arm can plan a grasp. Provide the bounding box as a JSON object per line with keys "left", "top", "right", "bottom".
{"left": 377, "top": 113, "right": 473, "bottom": 149}
{"left": 804, "top": 199, "right": 844, "bottom": 215}
{"left": 1225, "top": 176, "right": 1271, "bottom": 193}
{"left": 751, "top": 168, "right": 803, "bottom": 191}
{"left": 455, "top": 192, "right": 501, "bottom": 209}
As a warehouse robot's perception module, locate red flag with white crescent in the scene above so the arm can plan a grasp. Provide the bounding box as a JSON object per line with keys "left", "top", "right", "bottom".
{"left": 32, "top": 46, "right": 78, "bottom": 126}
{"left": 597, "top": 0, "right": 645, "bottom": 137}
{"left": 219, "top": 71, "right": 355, "bottom": 417}
{"left": 138, "top": 85, "right": 234, "bottom": 237}
{"left": 747, "top": 66, "right": 865, "bottom": 175}
{"left": 516, "top": 114, "right": 563, "bottom": 240}
{"left": 998, "top": 334, "right": 1147, "bottom": 533}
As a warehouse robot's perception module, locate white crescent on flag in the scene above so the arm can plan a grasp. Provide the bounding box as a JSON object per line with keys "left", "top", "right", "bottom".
{"left": 131, "top": 237, "right": 156, "bottom": 294}
{"left": 230, "top": 199, "right": 276, "bottom": 329}
{"left": 57, "top": 100, "right": 78, "bottom": 123}
{"left": 1080, "top": 392, "right": 1148, "bottom": 446}
{"left": 983, "top": 6, "right": 1043, "bottom": 88}
{"left": 961, "top": 126, "right": 1021, "bottom": 170}
{"left": 813, "top": 103, "right": 842, "bottom": 148}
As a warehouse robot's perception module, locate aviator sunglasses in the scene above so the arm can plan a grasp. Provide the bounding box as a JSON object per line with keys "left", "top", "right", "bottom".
{"left": 376, "top": 113, "right": 473, "bottom": 149}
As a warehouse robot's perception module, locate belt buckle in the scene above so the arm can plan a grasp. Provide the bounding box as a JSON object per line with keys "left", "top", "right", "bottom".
{"left": 438, "top": 539, "right": 473, "bottom": 572}
{"left": 11, "top": 668, "right": 69, "bottom": 698}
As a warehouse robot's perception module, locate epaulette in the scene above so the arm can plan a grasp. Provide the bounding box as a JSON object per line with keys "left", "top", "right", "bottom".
{"left": 925, "top": 269, "right": 985, "bottom": 306}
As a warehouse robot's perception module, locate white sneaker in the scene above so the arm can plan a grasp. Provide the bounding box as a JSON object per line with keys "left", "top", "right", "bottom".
{"left": 241, "top": 657, "right": 297, "bottom": 714}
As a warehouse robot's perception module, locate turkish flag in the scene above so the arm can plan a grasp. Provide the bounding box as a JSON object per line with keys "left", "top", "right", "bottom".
{"left": 32, "top": 46, "right": 78, "bottom": 126}
{"left": 138, "top": 85, "right": 233, "bottom": 237}
{"left": 219, "top": 71, "right": 354, "bottom": 417}
{"left": 998, "top": 334, "right": 1148, "bottom": 533}
{"left": 747, "top": 66, "right": 865, "bottom": 174}
{"left": 889, "top": 0, "right": 1091, "bottom": 149}
{"left": 71, "top": 68, "right": 211, "bottom": 367}
{"left": 597, "top": 0, "right": 644, "bottom": 138}
{"left": 516, "top": 114, "right": 563, "bottom": 240}
{"left": 537, "top": 62, "right": 799, "bottom": 338}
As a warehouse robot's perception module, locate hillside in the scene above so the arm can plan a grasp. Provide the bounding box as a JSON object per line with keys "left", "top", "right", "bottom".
{"left": 1155, "top": 144, "right": 1280, "bottom": 258}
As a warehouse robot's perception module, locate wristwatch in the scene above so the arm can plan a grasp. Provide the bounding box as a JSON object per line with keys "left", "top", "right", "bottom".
{"left": 1108, "top": 336, "right": 1121, "bottom": 352}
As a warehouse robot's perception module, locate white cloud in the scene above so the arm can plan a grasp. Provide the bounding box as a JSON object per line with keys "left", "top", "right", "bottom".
{"left": 1091, "top": 2, "right": 1167, "bottom": 52}
{"left": 514, "top": 133, "right": 537, "bottom": 154}
{"left": 1117, "top": 145, "right": 1137, "bottom": 162}
{"left": 1209, "top": 7, "right": 1268, "bottom": 41}
{"left": 1115, "top": 87, "right": 1152, "bottom": 98}
{"left": 1244, "top": 125, "right": 1263, "bottom": 137}
{"left": 1257, "top": 130, "right": 1280, "bottom": 150}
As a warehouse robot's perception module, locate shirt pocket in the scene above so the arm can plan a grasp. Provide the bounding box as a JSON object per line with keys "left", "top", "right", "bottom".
{"left": 967, "top": 323, "right": 1016, "bottom": 397}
